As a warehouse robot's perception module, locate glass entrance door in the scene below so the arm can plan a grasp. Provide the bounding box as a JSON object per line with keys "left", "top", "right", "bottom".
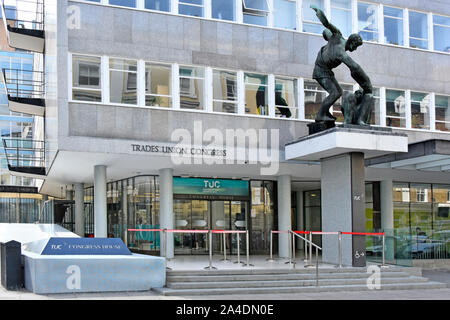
{"left": 211, "top": 200, "right": 247, "bottom": 255}
{"left": 174, "top": 199, "right": 248, "bottom": 255}
{"left": 174, "top": 199, "right": 210, "bottom": 255}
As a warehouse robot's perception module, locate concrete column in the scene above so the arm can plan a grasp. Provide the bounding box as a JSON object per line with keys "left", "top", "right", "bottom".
{"left": 380, "top": 179, "right": 394, "bottom": 261}
{"left": 15, "top": 197, "right": 20, "bottom": 223}
{"left": 321, "top": 153, "right": 366, "bottom": 267}
{"left": 277, "top": 175, "right": 291, "bottom": 258}
{"left": 296, "top": 191, "right": 304, "bottom": 249}
{"left": 94, "top": 165, "right": 107, "bottom": 238}
{"left": 74, "top": 183, "right": 85, "bottom": 237}
{"left": 122, "top": 181, "right": 128, "bottom": 246}
{"left": 159, "top": 168, "right": 174, "bottom": 259}
{"left": 66, "top": 188, "right": 73, "bottom": 201}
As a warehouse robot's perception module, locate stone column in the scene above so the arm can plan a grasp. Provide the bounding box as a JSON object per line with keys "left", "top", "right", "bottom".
{"left": 74, "top": 183, "right": 85, "bottom": 237}
{"left": 159, "top": 168, "right": 174, "bottom": 259}
{"left": 296, "top": 191, "right": 304, "bottom": 249}
{"left": 277, "top": 175, "right": 291, "bottom": 258}
{"left": 380, "top": 179, "right": 394, "bottom": 261}
{"left": 321, "top": 153, "right": 366, "bottom": 267}
{"left": 94, "top": 165, "right": 107, "bottom": 238}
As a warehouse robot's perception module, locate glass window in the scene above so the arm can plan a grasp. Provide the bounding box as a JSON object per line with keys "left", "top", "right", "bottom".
{"left": 304, "top": 80, "right": 327, "bottom": 120}
{"left": 303, "top": 0, "right": 325, "bottom": 34}
{"left": 275, "top": 77, "right": 296, "bottom": 118}
{"left": 242, "top": 0, "right": 269, "bottom": 26}
{"left": 250, "top": 181, "right": 274, "bottom": 253}
{"left": 72, "top": 55, "right": 102, "bottom": 102}
{"left": 411, "top": 92, "right": 430, "bottom": 130}
{"left": 179, "top": 66, "right": 205, "bottom": 110}
{"left": 273, "top": 0, "right": 296, "bottom": 30}
{"left": 179, "top": 0, "right": 204, "bottom": 17}
{"left": 145, "top": 0, "right": 170, "bottom": 12}
{"left": 330, "top": 0, "right": 352, "bottom": 38}
{"left": 212, "top": 69, "right": 238, "bottom": 114}
{"left": 245, "top": 73, "right": 268, "bottom": 116}
{"left": 109, "top": 0, "right": 136, "bottom": 7}
{"left": 145, "top": 63, "right": 171, "bottom": 108}
{"left": 212, "top": 0, "right": 235, "bottom": 21}
{"left": 385, "top": 89, "right": 406, "bottom": 128}
{"left": 435, "top": 95, "right": 450, "bottom": 132}
{"left": 433, "top": 14, "right": 450, "bottom": 53}
{"left": 368, "top": 87, "right": 381, "bottom": 125}
{"left": 384, "top": 6, "right": 404, "bottom": 46}
{"left": 109, "top": 58, "right": 138, "bottom": 105}
{"left": 432, "top": 184, "right": 450, "bottom": 238}
{"left": 409, "top": 11, "right": 428, "bottom": 49}
{"left": 358, "top": 2, "right": 378, "bottom": 42}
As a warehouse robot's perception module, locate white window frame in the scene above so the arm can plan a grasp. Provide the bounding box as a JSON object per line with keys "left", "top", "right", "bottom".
{"left": 109, "top": 57, "right": 138, "bottom": 105}
{"left": 385, "top": 89, "right": 407, "bottom": 129}
{"left": 212, "top": 68, "right": 239, "bottom": 114}
{"left": 70, "top": 53, "right": 103, "bottom": 103}
{"left": 144, "top": 61, "right": 173, "bottom": 108}
{"left": 178, "top": 0, "right": 205, "bottom": 17}
{"left": 244, "top": 72, "right": 269, "bottom": 116}
{"left": 382, "top": 4, "right": 404, "bottom": 46}
{"left": 432, "top": 13, "right": 450, "bottom": 53}
{"left": 274, "top": 76, "right": 298, "bottom": 119}
{"left": 179, "top": 65, "right": 206, "bottom": 110}
{"left": 242, "top": 0, "right": 270, "bottom": 26}
{"left": 434, "top": 94, "right": 450, "bottom": 132}
{"left": 357, "top": 1, "right": 380, "bottom": 43}
{"left": 410, "top": 90, "right": 432, "bottom": 130}
{"left": 408, "top": 9, "right": 429, "bottom": 50}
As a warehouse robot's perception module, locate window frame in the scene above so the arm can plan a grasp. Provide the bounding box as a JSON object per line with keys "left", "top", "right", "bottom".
{"left": 71, "top": 54, "right": 103, "bottom": 102}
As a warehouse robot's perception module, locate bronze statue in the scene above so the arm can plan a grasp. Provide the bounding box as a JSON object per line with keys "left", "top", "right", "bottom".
{"left": 311, "top": 5, "right": 373, "bottom": 126}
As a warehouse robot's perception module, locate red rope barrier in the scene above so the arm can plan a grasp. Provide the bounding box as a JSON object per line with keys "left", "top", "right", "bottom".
{"left": 128, "top": 229, "right": 163, "bottom": 232}
{"left": 342, "top": 232, "right": 385, "bottom": 236}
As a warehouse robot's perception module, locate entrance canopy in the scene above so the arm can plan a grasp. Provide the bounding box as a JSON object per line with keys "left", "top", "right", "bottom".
{"left": 367, "top": 140, "right": 450, "bottom": 172}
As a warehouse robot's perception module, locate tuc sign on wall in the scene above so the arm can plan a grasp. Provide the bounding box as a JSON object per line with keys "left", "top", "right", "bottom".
{"left": 173, "top": 178, "right": 250, "bottom": 198}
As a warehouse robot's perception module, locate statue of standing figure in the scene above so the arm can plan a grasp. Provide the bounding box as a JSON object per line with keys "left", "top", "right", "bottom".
{"left": 310, "top": 5, "right": 374, "bottom": 126}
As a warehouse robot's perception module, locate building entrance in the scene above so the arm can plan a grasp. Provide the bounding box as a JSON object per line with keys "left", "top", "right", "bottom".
{"left": 173, "top": 199, "right": 248, "bottom": 255}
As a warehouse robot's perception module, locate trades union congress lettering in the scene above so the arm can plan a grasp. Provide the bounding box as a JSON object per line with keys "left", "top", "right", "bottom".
{"left": 131, "top": 144, "right": 227, "bottom": 157}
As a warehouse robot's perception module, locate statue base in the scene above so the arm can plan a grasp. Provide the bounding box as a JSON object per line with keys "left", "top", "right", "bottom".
{"left": 307, "top": 121, "right": 335, "bottom": 135}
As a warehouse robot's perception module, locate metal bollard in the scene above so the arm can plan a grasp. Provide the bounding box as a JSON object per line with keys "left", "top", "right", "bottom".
{"left": 236, "top": 233, "right": 241, "bottom": 264}
{"left": 304, "top": 234, "right": 308, "bottom": 262}
{"left": 221, "top": 233, "right": 229, "bottom": 262}
{"left": 309, "top": 232, "right": 313, "bottom": 266}
{"left": 163, "top": 229, "right": 172, "bottom": 270}
{"left": 244, "top": 230, "right": 253, "bottom": 267}
{"left": 381, "top": 234, "right": 387, "bottom": 267}
{"left": 316, "top": 246, "right": 319, "bottom": 287}
{"left": 267, "top": 231, "right": 274, "bottom": 262}
{"left": 292, "top": 232, "right": 296, "bottom": 269}
{"left": 338, "top": 231, "right": 342, "bottom": 268}
{"left": 204, "top": 230, "right": 217, "bottom": 270}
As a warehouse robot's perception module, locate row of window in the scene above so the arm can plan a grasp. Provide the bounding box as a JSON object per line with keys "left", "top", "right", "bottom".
{"left": 70, "top": 54, "right": 450, "bottom": 132}
{"left": 80, "top": 0, "right": 450, "bottom": 53}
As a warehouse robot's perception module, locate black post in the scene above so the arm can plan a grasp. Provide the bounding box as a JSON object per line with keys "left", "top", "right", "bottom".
{"left": 1, "top": 241, "right": 23, "bottom": 290}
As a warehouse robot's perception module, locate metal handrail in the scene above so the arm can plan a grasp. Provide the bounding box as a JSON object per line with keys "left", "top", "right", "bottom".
{"left": 2, "top": 138, "right": 45, "bottom": 168}
{"left": 2, "top": 68, "right": 45, "bottom": 99}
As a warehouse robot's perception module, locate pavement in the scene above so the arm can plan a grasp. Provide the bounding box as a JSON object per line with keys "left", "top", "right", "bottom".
{"left": 1, "top": 283, "right": 450, "bottom": 300}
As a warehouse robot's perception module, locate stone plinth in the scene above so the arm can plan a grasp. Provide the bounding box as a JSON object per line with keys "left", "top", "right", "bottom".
{"left": 285, "top": 126, "right": 408, "bottom": 267}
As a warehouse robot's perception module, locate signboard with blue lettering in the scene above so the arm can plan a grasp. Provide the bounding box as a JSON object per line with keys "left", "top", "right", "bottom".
{"left": 41, "top": 238, "right": 132, "bottom": 256}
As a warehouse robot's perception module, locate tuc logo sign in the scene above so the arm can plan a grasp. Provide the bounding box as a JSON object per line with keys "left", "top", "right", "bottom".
{"left": 204, "top": 180, "right": 221, "bottom": 189}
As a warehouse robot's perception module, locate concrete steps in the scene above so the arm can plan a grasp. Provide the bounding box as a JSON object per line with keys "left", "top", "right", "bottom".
{"left": 153, "top": 267, "right": 447, "bottom": 296}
